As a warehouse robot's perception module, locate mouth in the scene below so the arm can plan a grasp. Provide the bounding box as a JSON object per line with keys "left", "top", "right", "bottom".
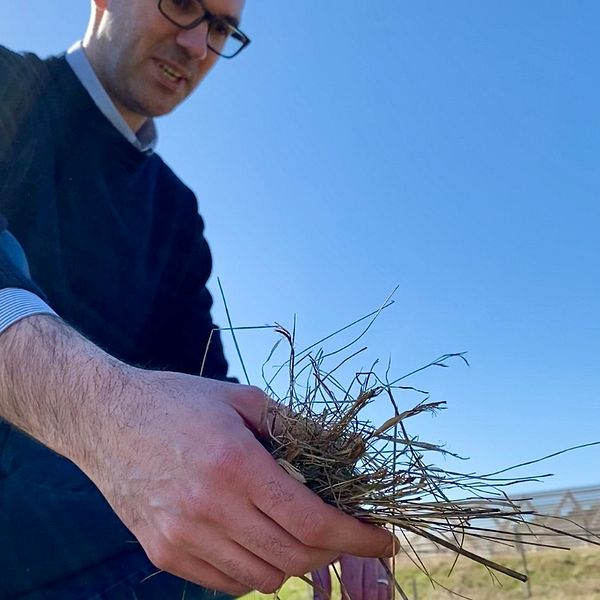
{"left": 158, "top": 62, "right": 184, "bottom": 82}
{"left": 153, "top": 59, "right": 190, "bottom": 89}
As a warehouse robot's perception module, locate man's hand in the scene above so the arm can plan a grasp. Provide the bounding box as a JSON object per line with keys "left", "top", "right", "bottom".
{"left": 0, "top": 315, "right": 396, "bottom": 596}
{"left": 89, "top": 373, "right": 397, "bottom": 595}
{"left": 312, "top": 556, "right": 392, "bottom": 600}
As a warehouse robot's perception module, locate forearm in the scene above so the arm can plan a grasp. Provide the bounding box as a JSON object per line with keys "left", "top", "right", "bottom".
{"left": 0, "top": 314, "right": 135, "bottom": 470}
{"left": 0, "top": 317, "right": 397, "bottom": 596}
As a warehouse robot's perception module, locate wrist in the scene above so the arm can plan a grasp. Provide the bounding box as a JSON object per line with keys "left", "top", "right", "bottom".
{"left": 65, "top": 347, "right": 141, "bottom": 476}
{"left": 0, "top": 314, "right": 137, "bottom": 471}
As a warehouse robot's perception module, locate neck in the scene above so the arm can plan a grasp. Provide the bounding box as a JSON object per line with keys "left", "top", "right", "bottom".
{"left": 81, "top": 39, "right": 148, "bottom": 134}
{"left": 110, "top": 100, "right": 147, "bottom": 134}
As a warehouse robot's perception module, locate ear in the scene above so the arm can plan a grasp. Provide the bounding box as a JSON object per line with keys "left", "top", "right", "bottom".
{"left": 84, "top": 0, "right": 110, "bottom": 43}
{"left": 92, "top": 0, "right": 109, "bottom": 12}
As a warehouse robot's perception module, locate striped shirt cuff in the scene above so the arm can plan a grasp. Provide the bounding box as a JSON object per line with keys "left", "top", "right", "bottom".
{"left": 0, "top": 288, "right": 58, "bottom": 335}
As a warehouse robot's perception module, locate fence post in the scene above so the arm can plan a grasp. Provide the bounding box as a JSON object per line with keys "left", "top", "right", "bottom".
{"left": 516, "top": 532, "right": 532, "bottom": 598}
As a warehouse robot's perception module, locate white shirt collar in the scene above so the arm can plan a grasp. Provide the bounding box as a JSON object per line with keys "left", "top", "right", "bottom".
{"left": 65, "top": 41, "right": 157, "bottom": 154}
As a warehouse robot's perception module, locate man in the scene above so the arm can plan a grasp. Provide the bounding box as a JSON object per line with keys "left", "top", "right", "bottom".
{"left": 0, "top": 0, "right": 395, "bottom": 597}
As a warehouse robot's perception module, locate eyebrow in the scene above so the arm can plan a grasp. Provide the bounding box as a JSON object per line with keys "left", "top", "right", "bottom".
{"left": 221, "top": 14, "right": 241, "bottom": 28}
{"left": 200, "top": 1, "right": 241, "bottom": 28}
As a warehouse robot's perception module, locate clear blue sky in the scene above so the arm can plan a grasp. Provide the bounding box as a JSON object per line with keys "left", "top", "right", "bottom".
{"left": 2, "top": 1, "right": 599, "bottom": 492}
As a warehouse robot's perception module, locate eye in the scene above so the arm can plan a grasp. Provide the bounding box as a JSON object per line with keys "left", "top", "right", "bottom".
{"left": 170, "top": 0, "right": 195, "bottom": 12}
{"left": 210, "top": 18, "right": 233, "bottom": 38}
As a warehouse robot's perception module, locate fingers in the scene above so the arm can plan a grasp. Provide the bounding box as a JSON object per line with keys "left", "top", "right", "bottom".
{"left": 145, "top": 551, "right": 252, "bottom": 597}
{"left": 184, "top": 381, "right": 395, "bottom": 590}
{"left": 227, "top": 501, "right": 339, "bottom": 575}
{"left": 248, "top": 445, "right": 397, "bottom": 558}
{"left": 230, "top": 391, "right": 397, "bottom": 559}
{"left": 166, "top": 525, "right": 289, "bottom": 594}
{"left": 311, "top": 565, "right": 332, "bottom": 600}
{"left": 228, "top": 385, "right": 397, "bottom": 559}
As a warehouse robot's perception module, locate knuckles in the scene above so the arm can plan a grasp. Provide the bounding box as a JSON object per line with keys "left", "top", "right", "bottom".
{"left": 295, "top": 508, "right": 328, "bottom": 548}
{"left": 243, "top": 384, "right": 270, "bottom": 401}
{"left": 229, "top": 383, "right": 268, "bottom": 406}
{"left": 145, "top": 542, "right": 177, "bottom": 574}
{"left": 221, "top": 558, "right": 285, "bottom": 595}
{"left": 282, "top": 549, "right": 318, "bottom": 577}
{"left": 210, "top": 440, "right": 253, "bottom": 484}
{"left": 253, "top": 571, "right": 286, "bottom": 594}
{"left": 213, "top": 444, "right": 246, "bottom": 473}
{"left": 242, "top": 525, "right": 335, "bottom": 577}
{"left": 160, "top": 518, "right": 194, "bottom": 549}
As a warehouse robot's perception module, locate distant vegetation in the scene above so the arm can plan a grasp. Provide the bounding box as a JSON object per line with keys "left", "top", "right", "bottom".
{"left": 243, "top": 547, "right": 600, "bottom": 600}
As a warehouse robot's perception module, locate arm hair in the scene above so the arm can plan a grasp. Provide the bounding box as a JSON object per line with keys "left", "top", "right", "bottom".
{"left": 0, "top": 314, "right": 140, "bottom": 471}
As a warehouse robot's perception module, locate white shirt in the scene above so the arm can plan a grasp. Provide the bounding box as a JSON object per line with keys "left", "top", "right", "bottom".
{"left": 65, "top": 41, "right": 157, "bottom": 153}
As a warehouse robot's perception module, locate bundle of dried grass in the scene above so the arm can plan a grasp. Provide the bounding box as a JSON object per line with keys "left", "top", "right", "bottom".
{"left": 259, "top": 329, "right": 599, "bottom": 598}
{"left": 212, "top": 287, "right": 600, "bottom": 598}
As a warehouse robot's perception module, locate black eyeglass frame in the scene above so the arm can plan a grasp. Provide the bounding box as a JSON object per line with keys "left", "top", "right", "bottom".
{"left": 158, "top": 0, "right": 251, "bottom": 59}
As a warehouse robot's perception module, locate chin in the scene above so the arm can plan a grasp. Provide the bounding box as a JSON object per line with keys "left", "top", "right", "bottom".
{"left": 149, "top": 91, "right": 191, "bottom": 117}
{"left": 151, "top": 101, "right": 183, "bottom": 118}
{"left": 130, "top": 96, "right": 181, "bottom": 120}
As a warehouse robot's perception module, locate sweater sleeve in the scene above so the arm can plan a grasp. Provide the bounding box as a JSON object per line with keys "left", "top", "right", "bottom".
{"left": 0, "top": 215, "right": 47, "bottom": 299}
{"left": 0, "top": 47, "right": 53, "bottom": 302}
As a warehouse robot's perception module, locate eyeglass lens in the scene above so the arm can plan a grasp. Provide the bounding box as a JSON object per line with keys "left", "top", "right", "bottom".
{"left": 160, "top": 0, "right": 245, "bottom": 58}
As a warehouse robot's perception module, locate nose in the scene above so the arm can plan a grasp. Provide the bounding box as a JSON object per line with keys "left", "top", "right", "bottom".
{"left": 176, "top": 22, "right": 210, "bottom": 61}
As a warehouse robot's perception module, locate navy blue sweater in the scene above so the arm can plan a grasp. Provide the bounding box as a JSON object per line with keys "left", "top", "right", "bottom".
{"left": 0, "top": 46, "right": 230, "bottom": 379}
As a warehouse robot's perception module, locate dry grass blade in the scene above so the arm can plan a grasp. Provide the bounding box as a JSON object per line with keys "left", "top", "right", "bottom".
{"left": 206, "top": 292, "right": 600, "bottom": 599}
{"left": 256, "top": 324, "right": 600, "bottom": 598}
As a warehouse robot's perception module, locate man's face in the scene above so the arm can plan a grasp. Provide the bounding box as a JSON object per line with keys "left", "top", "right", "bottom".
{"left": 87, "top": 0, "right": 245, "bottom": 129}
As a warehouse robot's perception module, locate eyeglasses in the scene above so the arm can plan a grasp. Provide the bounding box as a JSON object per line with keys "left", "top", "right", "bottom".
{"left": 158, "top": 0, "right": 250, "bottom": 59}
